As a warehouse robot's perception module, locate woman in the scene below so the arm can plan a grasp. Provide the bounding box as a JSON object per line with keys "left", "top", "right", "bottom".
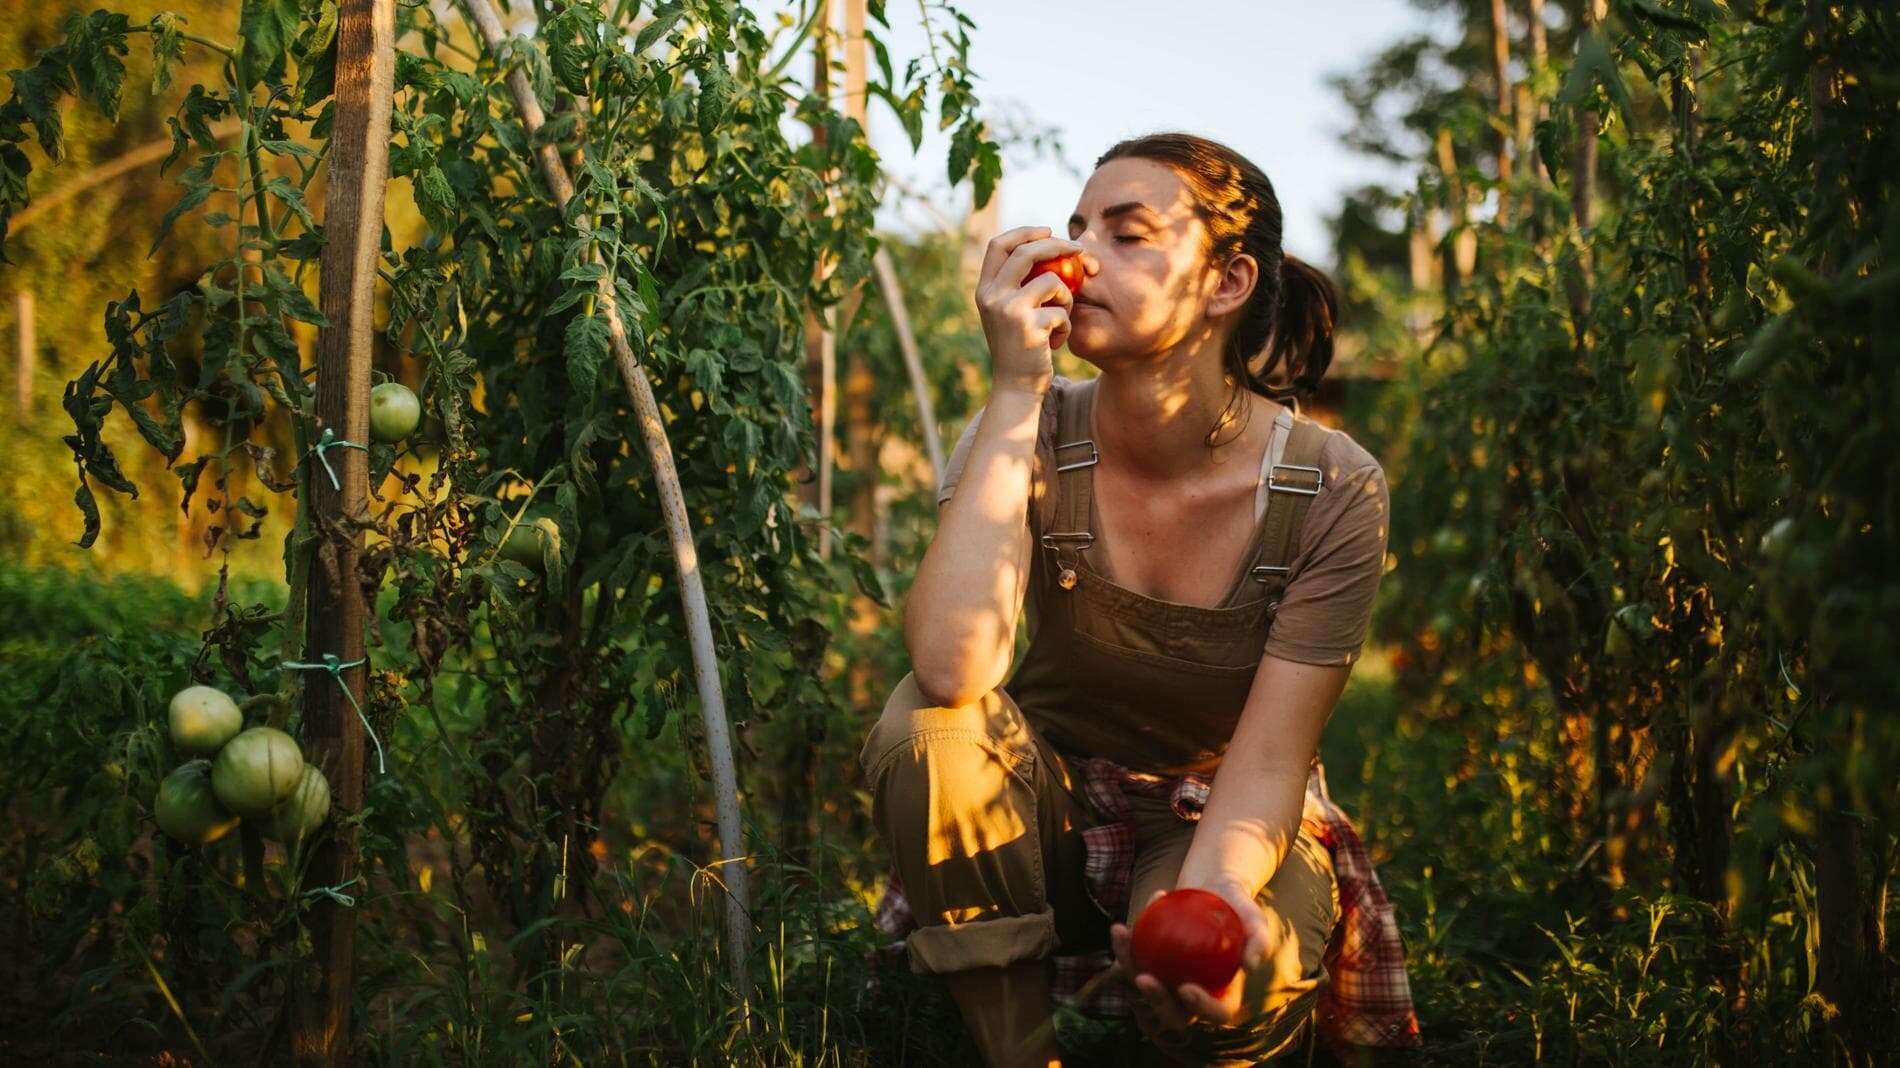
{"left": 859, "top": 133, "right": 1417, "bottom": 1066}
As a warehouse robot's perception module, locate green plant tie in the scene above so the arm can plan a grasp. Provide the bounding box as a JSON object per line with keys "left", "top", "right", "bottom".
{"left": 309, "top": 427, "right": 367, "bottom": 491}
{"left": 281, "top": 653, "right": 385, "bottom": 774}
{"left": 302, "top": 874, "right": 364, "bottom": 908}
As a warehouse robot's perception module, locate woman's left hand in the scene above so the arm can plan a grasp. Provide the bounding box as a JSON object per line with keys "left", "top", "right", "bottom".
{"left": 1108, "top": 879, "right": 1270, "bottom": 1030}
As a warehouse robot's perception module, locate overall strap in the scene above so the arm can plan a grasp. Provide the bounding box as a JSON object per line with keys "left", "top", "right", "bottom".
{"left": 1248, "top": 414, "right": 1328, "bottom": 602}
{"left": 1046, "top": 378, "right": 1100, "bottom": 590}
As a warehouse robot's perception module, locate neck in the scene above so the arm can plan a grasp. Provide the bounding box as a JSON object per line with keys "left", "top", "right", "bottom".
{"left": 1092, "top": 353, "right": 1275, "bottom": 483}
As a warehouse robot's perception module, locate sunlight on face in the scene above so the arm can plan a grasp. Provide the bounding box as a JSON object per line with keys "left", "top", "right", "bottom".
{"left": 1064, "top": 157, "right": 1228, "bottom": 368}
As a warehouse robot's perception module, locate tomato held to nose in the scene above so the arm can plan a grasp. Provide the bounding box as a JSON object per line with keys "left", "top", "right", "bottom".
{"left": 1131, "top": 888, "right": 1248, "bottom": 996}
{"left": 1027, "top": 254, "right": 1085, "bottom": 298}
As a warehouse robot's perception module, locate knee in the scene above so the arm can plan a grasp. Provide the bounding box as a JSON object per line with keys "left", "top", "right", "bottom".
{"left": 859, "top": 672, "right": 1032, "bottom": 781}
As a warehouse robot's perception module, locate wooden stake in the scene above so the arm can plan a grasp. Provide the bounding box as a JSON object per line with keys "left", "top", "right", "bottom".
{"left": 292, "top": 0, "right": 394, "bottom": 1063}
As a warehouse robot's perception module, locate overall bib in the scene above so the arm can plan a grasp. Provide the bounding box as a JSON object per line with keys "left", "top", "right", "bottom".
{"left": 862, "top": 377, "right": 1342, "bottom": 1065}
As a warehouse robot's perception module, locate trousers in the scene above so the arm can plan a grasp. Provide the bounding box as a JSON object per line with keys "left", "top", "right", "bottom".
{"left": 860, "top": 672, "right": 1340, "bottom": 1065}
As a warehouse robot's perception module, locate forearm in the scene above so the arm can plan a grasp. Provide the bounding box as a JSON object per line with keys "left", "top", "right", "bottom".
{"left": 903, "top": 387, "right": 1044, "bottom": 705}
{"left": 1177, "top": 756, "right": 1310, "bottom": 897}
{"left": 1176, "top": 657, "right": 1350, "bottom": 895}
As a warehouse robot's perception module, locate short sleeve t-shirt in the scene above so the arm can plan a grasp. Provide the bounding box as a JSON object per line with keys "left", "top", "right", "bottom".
{"left": 934, "top": 376, "right": 1391, "bottom": 668}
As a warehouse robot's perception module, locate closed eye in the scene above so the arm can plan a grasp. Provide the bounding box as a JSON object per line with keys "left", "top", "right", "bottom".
{"left": 1114, "top": 235, "right": 1143, "bottom": 244}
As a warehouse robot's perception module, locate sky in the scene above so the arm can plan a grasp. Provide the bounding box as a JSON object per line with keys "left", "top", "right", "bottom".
{"left": 753, "top": 1, "right": 1442, "bottom": 267}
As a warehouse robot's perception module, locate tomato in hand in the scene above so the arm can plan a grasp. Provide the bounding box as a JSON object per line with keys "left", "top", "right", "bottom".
{"left": 1131, "top": 888, "right": 1249, "bottom": 997}
{"left": 1027, "top": 253, "right": 1085, "bottom": 299}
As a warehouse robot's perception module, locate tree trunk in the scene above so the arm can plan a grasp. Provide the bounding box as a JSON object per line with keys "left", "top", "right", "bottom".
{"left": 1488, "top": 0, "right": 1515, "bottom": 225}
{"left": 1434, "top": 129, "right": 1475, "bottom": 293}
{"left": 291, "top": 1, "right": 394, "bottom": 1063}
{"left": 12, "top": 289, "right": 31, "bottom": 417}
{"left": 1565, "top": 0, "right": 1605, "bottom": 336}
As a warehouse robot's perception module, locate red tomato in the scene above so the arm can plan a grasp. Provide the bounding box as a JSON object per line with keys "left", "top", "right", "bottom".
{"left": 1131, "top": 888, "right": 1247, "bottom": 996}
{"left": 1027, "top": 254, "right": 1085, "bottom": 298}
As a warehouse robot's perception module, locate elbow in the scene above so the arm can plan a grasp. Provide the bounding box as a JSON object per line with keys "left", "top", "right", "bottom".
{"left": 907, "top": 652, "right": 998, "bottom": 710}
{"left": 907, "top": 657, "right": 982, "bottom": 710}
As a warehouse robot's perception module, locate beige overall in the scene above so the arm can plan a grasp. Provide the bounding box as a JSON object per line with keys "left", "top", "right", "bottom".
{"left": 862, "top": 379, "right": 1341, "bottom": 1065}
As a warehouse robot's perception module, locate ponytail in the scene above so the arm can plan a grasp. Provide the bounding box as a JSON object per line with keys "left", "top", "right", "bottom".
{"left": 1261, "top": 253, "right": 1338, "bottom": 402}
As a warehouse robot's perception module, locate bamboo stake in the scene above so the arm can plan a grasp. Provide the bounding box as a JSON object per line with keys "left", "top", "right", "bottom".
{"left": 871, "top": 246, "right": 943, "bottom": 479}
{"left": 460, "top": 0, "right": 753, "bottom": 1006}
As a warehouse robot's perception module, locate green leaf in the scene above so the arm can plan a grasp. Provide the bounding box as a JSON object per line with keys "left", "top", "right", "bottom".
{"left": 264, "top": 175, "right": 317, "bottom": 232}
{"left": 637, "top": 5, "right": 686, "bottom": 54}
{"left": 149, "top": 182, "right": 214, "bottom": 258}
{"left": 150, "top": 13, "right": 185, "bottom": 96}
{"left": 265, "top": 263, "right": 328, "bottom": 327}
{"left": 564, "top": 312, "right": 610, "bottom": 392}
{"left": 1625, "top": 0, "right": 1708, "bottom": 40}
{"left": 1559, "top": 28, "right": 1632, "bottom": 121}
{"left": 239, "top": 0, "right": 301, "bottom": 87}
{"left": 414, "top": 164, "right": 458, "bottom": 235}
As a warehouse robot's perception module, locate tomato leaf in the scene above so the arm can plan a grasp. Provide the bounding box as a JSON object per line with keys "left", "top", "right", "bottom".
{"left": 564, "top": 311, "right": 611, "bottom": 392}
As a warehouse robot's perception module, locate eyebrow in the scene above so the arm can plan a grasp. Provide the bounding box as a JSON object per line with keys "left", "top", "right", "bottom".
{"left": 1068, "top": 201, "right": 1158, "bottom": 230}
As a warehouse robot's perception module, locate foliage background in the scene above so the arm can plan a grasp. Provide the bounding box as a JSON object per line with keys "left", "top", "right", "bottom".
{"left": 2, "top": 0, "right": 1896, "bottom": 1064}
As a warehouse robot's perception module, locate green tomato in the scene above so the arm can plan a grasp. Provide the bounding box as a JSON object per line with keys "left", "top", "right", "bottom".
{"left": 266, "top": 764, "right": 333, "bottom": 844}
{"left": 369, "top": 382, "right": 421, "bottom": 444}
{"left": 499, "top": 525, "right": 545, "bottom": 569}
{"left": 498, "top": 517, "right": 561, "bottom": 571}
{"left": 1603, "top": 617, "right": 1635, "bottom": 660}
{"left": 155, "top": 760, "right": 241, "bottom": 847}
{"left": 169, "top": 684, "right": 243, "bottom": 754}
{"left": 211, "top": 726, "right": 306, "bottom": 819}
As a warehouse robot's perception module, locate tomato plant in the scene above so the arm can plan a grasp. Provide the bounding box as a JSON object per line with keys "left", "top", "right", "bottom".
{"left": 1130, "top": 887, "right": 1247, "bottom": 996}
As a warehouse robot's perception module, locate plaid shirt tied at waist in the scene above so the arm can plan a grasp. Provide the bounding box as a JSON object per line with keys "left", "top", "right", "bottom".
{"left": 869, "top": 755, "right": 1422, "bottom": 1051}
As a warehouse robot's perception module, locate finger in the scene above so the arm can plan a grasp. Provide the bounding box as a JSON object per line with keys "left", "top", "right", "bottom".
{"left": 1135, "top": 975, "right": 1192, "bottom": 1031}
{"left": 979, "top": 226, "right": 1052, "bottom": 286}
{"left": 1177, "top": 983, "right": 1231, "bottom": 1025}
{"left": 1029, "top": 306, "right": 1070, "bottom": 339}
{"left": 1109, "top": 924, "right": 1135, "bottom": 974}
{"left": 1024, "top": 271, "right": 1074, "bottom": 310}
{"left": 999, "top": 236, "right": 1085, "bottom": 288}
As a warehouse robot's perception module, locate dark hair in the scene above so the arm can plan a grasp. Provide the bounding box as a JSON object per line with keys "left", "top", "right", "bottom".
{"left": 1094, "top": 132, "right": 1338, "bottom": 446}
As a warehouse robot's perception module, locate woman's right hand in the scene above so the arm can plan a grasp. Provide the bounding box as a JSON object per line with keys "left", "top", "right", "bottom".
{"left": 975, "top": 227, "right": 1092, "bottom": 397}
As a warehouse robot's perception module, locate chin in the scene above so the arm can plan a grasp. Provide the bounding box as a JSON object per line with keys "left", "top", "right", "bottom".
{"left": 1068, "top": 325, "right": 1135, "bottom": 366}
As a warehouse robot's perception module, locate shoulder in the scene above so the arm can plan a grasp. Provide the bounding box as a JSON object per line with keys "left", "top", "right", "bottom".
{"left": 1301, "top": 417, "right": 1385, "bottom": 492}
{"left": 1285, "top": 414, "right": 1389, "bottom": 553}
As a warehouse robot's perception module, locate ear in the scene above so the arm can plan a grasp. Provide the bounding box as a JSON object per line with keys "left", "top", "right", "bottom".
{"left": 1207, "top": 252, "right": 1258, "bottom": 319}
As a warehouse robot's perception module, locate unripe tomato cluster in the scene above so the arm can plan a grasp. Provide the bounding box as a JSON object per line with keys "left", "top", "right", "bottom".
{"left": 153, "top": 684, "right": 332, "bottom": 849}
{"left": 1131, "top": 888, "right": 1248, "bottom": 997}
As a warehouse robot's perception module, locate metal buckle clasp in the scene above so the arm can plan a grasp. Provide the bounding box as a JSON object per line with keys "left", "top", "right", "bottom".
{"left": 1267, "top": 463, "right": 1323, "bottom": 497}
{"left": 1054, "top": 440, "right": 1100, "bottom": 472}
{"left": 1040, "top": 531, "right": 1096, "bottom": 550}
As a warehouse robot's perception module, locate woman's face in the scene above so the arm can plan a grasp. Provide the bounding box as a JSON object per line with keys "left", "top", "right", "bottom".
{"left": 1064, "top": 157, "right": 1255, "bottom": 367}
